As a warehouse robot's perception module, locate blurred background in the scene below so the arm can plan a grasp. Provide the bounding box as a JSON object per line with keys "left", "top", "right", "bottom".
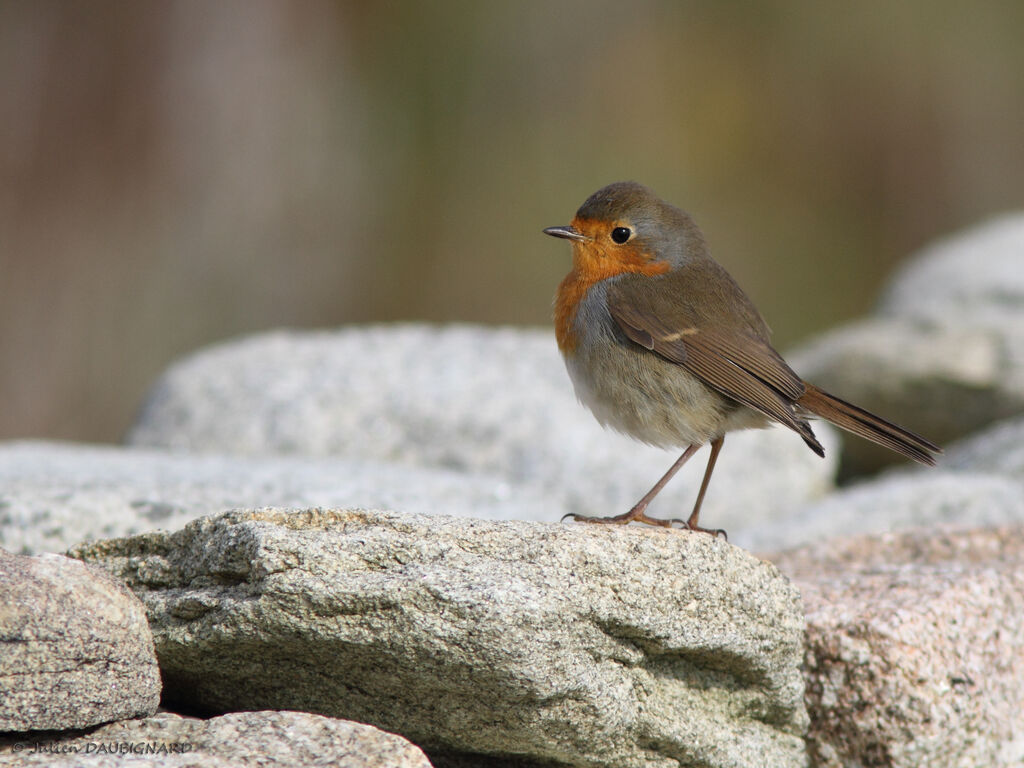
{"left": 2, "top": 0, "right": 1023, "bottom": 443}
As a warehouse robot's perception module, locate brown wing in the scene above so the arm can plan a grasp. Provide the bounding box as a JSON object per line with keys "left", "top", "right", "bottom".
{"left": 606, "top": 266, "right": 823, "bottom": 454}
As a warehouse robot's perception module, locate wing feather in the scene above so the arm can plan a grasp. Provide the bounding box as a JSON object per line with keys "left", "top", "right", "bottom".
{"left": 607, "top": 274, "right": 822, "bottom": 453}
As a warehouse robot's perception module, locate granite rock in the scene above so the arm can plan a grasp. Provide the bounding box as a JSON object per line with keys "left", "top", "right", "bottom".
{"left": 0, "top": 710, "right": 432, "bottom": 767}
{"left": 125, "top": 324, "right": 838, "bottom": 537}
{"left": 0, "top": 550, "right": 160, "bottom": 732}
{"left": 742, "top": 415, "right": 1024, "bottom": 553}
{"left": 773, "top": 526, "right": 1024, "bottom": 768}
{"left": 939, "top": 413, "right": 1024, "bottom": 478}
{"left": 742, "top": 471, "right": 1024, "bottom": 554}
{"left": 879, "top": 214, "right": 1024, "bottom": 327}
{"left": 792, "top": 214, "right": 1024, "bottom": 473}
{"left": 0, "top": 441, "right": 555, "bottom": 555}
{"left": 72, "top": 507, "right": 810, "bottom": 768}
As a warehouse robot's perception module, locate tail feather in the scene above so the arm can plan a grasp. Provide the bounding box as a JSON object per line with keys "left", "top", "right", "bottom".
{"left": 797, "top": 383, "right": 941, "bottom": 466}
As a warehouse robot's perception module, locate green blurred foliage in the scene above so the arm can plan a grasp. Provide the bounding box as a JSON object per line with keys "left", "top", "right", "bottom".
{"left": 1, "top": 0, "right": 1022, "bottom": 441}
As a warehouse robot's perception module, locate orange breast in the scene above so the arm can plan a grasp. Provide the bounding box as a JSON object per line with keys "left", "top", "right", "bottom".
{"left": 554, "top": 270, "right": 593, "bottom": 353}
{"left": 554, "top": 223, "right": 670, "bottom": 353}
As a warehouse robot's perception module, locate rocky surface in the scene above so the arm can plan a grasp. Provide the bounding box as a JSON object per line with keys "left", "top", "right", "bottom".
{"left": 742, "top": 414, "right": 1024, "bottom": 553}
{"left": 744, "top": 471, "right": 1024, "bottom": 554}
{"left": 0, "top": 441, "right": 555, "bottom": 555}
{"left": 940, "top": 413, "right": 1024, "bottom": 477}
{"left": 71, "top": 507, "right": 810, "bottom": 768}
{"left": 773, "top": 526, "right": 1024, "bottom": 768}
{"left": 880, "top": 214, "right": 1024, "bottom": 328}
{"left": 124, "top": 324, "right": 839, "bottom": 539}
{"left": 0, "top": 711, "right": 432, "bottom": 767}
{"left": 792, "top": 214, "right": 1024, "bottom": 474}
{"left": 0, "top": 550, "right": 160, "bottom": 732}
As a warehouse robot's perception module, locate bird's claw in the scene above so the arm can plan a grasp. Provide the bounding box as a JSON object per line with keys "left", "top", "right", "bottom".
{"left": 690, "top": 526, "right": 728, "bottom": 540}
{"left": 561, "top": 512, "right": 726, "bottom": 539}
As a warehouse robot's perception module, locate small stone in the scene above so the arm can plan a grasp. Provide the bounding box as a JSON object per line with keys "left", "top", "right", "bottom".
{"left": 0, "top": 549, "right": 160, "bottom": 732}
{"left": 0, "top": 710, "right": 432, "bottom": 768}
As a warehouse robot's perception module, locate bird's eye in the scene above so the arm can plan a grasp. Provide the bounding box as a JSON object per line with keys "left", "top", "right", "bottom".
{"left": 611, "top": 227, "right": 631, "bottom": 244}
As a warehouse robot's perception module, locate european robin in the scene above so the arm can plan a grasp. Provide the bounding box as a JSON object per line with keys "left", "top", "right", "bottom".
{"left": 544, "top": 181, "right": 940, "bottom": 537}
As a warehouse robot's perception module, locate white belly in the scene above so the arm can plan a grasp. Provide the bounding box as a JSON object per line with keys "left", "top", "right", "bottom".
{"left": 563, "top": 345, "right": 766, "bottom": 449}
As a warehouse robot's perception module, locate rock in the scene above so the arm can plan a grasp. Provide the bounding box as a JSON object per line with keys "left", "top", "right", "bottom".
{"left": 791, "top": 320, "right": 1004, "bottom": 466}
{"left": 791, "top": 215, "right": 1024, "bottom": 474}
{"left": 125, "top": 324, "right": 839, "bottom": 537}
{"left": 0, "top": 441, "right": 558, "bottom": 555}
{"left": 741, "top": 415, "right": 1024, "bottom": 553}
{"left": 939, "top": 413, "right": 1024, "bottom": 478}
{"left": 0, "top": 711, "right": 432, "bottom": 767}
{"left": 772, "top": 526, "right": 1024, "bottom": 768}
{"left": 71, "top": 507, "right": 810, "bottom": 768}
{"left": 0, "top": 549, "right": 160, "bottom": 732}
{"left": 742, "top": 471, "right": 1024, "bottom": 554}
{"left": 879, "top": 215, "right": 1024, "bottom": 326}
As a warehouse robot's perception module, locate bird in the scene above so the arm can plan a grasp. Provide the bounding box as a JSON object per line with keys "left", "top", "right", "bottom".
{"left": 544, "top": 181, "right": 940, "bottom": 537}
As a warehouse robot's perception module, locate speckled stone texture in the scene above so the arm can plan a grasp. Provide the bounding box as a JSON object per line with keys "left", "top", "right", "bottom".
{"left": 740, "top": 414, "right": 1024, "bottom": 553}
{"left": 0, "top": 550, "right": 160, "bottom": 732}
{"left": 772, "top": 526, "right": 1024, "bottom": 768}
{"left": 0, "top": 441, "right": 556, "bottom": 555}
{"left": 72, "top": 507, "right": 810, "bottom": 768}
{"left": 0, "top": 711, "right": 433, "bottom": 768}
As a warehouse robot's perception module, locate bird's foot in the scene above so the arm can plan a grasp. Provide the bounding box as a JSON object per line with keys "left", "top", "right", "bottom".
{"left": 682, "top": 524, "right": 728, "bottom": 540}
{"left": 560, "top": 507, "right": 685, "bottom": 529}
{"left": 560, "top": 510, "right": 727, "bottom": 539}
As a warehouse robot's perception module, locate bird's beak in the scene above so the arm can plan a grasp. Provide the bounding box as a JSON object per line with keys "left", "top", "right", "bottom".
{"left": 543, "top": 225, "right": 590, "bottom": 242}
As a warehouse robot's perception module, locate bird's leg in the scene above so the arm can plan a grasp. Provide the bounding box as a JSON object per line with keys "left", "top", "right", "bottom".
{"left": 561, "top": 444, "right": 701, "bottom": 528}
{"left": 683, "top": 436, "right": 727, "bottom": 538}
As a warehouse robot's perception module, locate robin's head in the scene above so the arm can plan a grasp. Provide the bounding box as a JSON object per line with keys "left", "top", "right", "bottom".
{"left": 544, "top": 182, "right": 708, "bottom": 277}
